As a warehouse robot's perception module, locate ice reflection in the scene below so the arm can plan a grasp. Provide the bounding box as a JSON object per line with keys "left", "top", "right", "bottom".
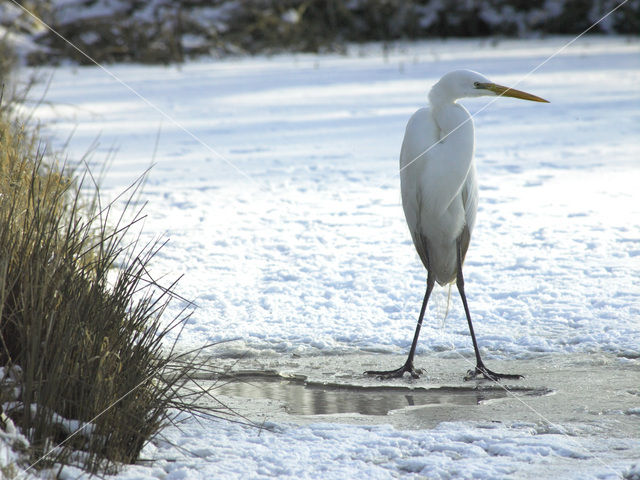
{"left": 215, "top": 376, "right": 548, "bottom": 416}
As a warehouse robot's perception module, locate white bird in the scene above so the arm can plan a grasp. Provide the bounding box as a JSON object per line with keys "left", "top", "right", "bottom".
{"left": 367, "top": 69, "right": 548, "bottom": 380}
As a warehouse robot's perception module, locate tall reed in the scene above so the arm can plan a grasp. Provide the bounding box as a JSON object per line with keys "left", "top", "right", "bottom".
{"left": 0, "top": 87, "right": 230, "bottom": 475}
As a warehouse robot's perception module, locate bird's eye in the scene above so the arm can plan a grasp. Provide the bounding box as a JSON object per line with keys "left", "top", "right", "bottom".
{"left": 473, "top": 82, "right": 480, "bottom": 88}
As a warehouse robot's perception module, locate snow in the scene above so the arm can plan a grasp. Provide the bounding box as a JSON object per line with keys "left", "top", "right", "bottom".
{"left": 0, "top": 399, "right": 30, "bottom": 479}
{"left": 22, "top": 36, "right": 640, "bottom": 478}
{"left": 54, "top": 419, "right": 639, "bottom": 480}
{"left": 27, "top": 36, "right": 640, "bottom": 360}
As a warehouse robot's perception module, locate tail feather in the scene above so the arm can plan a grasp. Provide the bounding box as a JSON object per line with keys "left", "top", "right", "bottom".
{"left": 438, "top": 283, "right": 453, "bottom": 328}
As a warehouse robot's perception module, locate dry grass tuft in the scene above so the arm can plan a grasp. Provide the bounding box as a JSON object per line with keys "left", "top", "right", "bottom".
{"left": 0, "top": 66, "right": 233, "bottom": 476}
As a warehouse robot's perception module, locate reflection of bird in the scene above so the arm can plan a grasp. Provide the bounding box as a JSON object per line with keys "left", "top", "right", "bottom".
{"left": 367, "top": 70, "right": 548, "bottom": 380}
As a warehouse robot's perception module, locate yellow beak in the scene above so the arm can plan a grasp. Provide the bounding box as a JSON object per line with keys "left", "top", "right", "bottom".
{"left": 479, "top": 83, "right": 549, "bottom": 103}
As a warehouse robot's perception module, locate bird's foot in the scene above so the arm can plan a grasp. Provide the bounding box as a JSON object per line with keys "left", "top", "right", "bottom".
{"left": 464, "top": 363, "right": 523, "bottom": 382}
{"left": 365, "top": 362, "right": 423, "bottom": 379}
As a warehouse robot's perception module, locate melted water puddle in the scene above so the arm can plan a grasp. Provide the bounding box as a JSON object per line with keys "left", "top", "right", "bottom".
{"left": 213, "top": 374, "right": 551, "bottom": 416}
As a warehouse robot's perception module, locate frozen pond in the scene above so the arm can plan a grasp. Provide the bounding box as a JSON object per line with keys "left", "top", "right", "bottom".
{"left": 209, "top": 373, "right": 551, "bottom": 416}
{"left": 26, "top": 35, "right": 640, "bottom": 480}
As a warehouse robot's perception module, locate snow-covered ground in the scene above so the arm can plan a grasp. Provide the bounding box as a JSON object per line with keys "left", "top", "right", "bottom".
{"left": 24, "top": 36, "right": 640, "bottom": 479}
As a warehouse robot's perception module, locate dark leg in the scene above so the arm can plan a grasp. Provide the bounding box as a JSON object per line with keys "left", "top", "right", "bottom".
{"left": 365, "top": 272, "right": 435, "bottom": 379}
{"left": 456, "top": 240, "right": 523, "bottom": 381}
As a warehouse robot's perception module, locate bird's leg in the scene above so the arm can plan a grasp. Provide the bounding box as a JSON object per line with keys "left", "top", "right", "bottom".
{"left": 365, "top": 273, "right": 435, "bottom": 379}
{"left": 456, "top": 240, "right": 523, "bottom": 382}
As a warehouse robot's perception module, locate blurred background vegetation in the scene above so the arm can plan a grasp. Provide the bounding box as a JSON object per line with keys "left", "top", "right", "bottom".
{"left": 1, "top": 0, "right": 638, "bottom": 64}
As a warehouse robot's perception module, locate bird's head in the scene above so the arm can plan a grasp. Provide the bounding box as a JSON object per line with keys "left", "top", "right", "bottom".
{"left": 430, "top": 69, "right": 549, "bottom": 105}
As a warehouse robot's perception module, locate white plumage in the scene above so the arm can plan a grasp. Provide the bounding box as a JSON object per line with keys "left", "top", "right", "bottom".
{"left": 367, "top": 70, "right": 548, "bottom": 380}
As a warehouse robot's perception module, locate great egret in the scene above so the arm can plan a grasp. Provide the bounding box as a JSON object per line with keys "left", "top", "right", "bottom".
{"left": 366, "top": 69, "right": 548, "bottom": 381}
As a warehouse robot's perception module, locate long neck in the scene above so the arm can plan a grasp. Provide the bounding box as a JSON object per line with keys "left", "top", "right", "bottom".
{"left": 421, "top": 100, "right": 475, "bottom": 215}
